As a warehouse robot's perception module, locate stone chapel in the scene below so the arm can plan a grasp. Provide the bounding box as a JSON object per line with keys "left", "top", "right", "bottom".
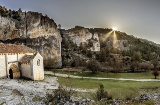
{"left": 0, "top": 43, "right": 44, "bottom": 80}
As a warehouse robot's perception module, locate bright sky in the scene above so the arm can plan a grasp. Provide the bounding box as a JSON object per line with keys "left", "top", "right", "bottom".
{"left": 1, "top": 0, "right": 160, "bottom": 43}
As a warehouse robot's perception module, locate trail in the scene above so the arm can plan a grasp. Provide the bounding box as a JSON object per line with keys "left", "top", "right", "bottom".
{"left": 45, "top": 71, "right": 160, "bottom": 82}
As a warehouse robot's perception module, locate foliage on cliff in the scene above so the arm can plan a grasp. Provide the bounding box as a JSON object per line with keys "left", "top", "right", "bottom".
{"left": 61, "top": 26, "right": 160, "bottom": 73}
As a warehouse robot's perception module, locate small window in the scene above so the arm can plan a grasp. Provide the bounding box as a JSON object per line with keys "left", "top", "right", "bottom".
{"left": 37, "top": 59, "right": 40, "bottom": 66}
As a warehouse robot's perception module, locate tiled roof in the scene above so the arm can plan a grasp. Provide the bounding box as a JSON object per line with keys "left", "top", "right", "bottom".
{"left": 20, "top": 53, "right": 37, "bottom": 64}
{"left": 0, "top": 43, "right": 35, "bottom": 53}
{"left": 20, "top": 55, "right": 34, "bottom": 64}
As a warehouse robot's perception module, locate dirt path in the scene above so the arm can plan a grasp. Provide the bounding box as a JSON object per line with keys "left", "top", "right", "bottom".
{"left": 45, "top": 71, "right": 160, "bottom": 82}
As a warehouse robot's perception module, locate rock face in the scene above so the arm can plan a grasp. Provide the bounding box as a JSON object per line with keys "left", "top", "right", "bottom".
{"left": 0, "top": 6, "right": 62, "bottom": 68}
{"left": 62, "top": 26, "right": 100, "bottom": 51}
{"left": 106, "top": 40, "right": 131, "bottom": 51}
{"left": 89, "top": 28, "right": 132, "bottom": 51}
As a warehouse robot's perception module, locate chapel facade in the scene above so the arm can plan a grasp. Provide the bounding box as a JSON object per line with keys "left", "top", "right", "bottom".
{"left": 0, "top": 43, "right": 44, "bottom": 80}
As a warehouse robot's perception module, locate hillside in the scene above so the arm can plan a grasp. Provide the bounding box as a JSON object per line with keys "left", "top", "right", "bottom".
{"left": 88, "top": 28, "right": 160, "bottom": 60}
{"left": 61, "top": 26, "right": 160, "bottom": 72}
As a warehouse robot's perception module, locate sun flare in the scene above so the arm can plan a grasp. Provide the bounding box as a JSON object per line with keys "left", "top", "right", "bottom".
{"left": 102, "top": 27, "right": 118, "bottom": 49}
{"left": 112, "top": 27, "right": 117, "bottom": 31}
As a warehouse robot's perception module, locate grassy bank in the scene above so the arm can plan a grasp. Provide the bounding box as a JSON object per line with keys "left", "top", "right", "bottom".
{"left": 49, "top": 69, "right": 157, "bottom": 79}
{"left": 57, "top": 77, "right": 160, "bottom": 99}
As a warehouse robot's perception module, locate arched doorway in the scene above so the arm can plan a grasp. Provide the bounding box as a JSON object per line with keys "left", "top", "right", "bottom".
{"left": 9, "top": 69, "right": 13, "bottom": 79}
{"left": 9, "top": 64, "right": 20, "bottom": 79}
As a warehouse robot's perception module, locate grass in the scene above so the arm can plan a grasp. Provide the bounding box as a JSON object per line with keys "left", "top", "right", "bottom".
{"left": 58, "top": 77, "right": 160, "bottom": 99}
{"left": 50, "top": 69, "right": 158, "bottom": 79}
{"left": 73, "top": 91, "right": 95, "bottom": 99}
{"left": 12, "top": 89, "right": 23, "bottom": 96}
{"left": 32, "top": 95, "right": 42, "bottom": 102}
{"left": 46, "top": 69, "right": 159, "bottom": 99}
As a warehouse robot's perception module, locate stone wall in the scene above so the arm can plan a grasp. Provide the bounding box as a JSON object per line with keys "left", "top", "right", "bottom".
{"left": 21, "top": 63, "right": 32, "bottom": 79}
{"left": 0, "top": 54, "right": 7, "bottom": 77}
{"left": 32, "top": 53, "right": 44, "bottom": 80}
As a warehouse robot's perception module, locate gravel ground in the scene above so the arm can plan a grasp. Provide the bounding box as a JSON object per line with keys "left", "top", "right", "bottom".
{"left": 0, "top": 76, "right": 59, "bottom": 105}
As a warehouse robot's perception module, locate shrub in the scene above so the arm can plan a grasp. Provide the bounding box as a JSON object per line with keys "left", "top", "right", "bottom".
{"left": 96, "top": 84, "right": 108, "bottom": 101}
{"left": 44, "top": 85, "right": 73, "bottom": 104}
{"left": 87, "top": 60, "right": 101, "bottom": 74}
{"left": 86, "top": 50, "right": 92, "bottom": 58}
{"left": 71, "top": 60, "right": 79, "bottom": 67}
{"left": 152, "top": 70, "right": 159, "bottom": 79}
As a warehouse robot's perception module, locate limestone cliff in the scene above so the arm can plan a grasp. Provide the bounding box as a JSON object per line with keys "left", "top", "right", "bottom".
{"left": 0, "top": 6, "right": 62, "bottom": 68}
{"left": 62, "top": 26, "right": 100, "bottom": 51}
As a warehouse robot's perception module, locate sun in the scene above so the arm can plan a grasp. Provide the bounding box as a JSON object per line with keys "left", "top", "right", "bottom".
{"left": 112, "top": 27, "right": 117, "bottom": 31}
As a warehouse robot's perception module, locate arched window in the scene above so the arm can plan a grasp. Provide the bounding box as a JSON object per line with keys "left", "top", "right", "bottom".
{"left": 37, "top": 59, "right": 40, "bottom": 66}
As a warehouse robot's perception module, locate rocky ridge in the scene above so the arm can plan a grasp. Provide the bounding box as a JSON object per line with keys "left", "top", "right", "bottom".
{"left": 0, "top": 6, "right": 62, "bottom": 68}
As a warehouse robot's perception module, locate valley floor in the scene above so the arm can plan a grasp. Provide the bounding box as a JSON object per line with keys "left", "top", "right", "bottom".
{"left": 0, "top": 70, "right": 160, "bottom": 104}
{"left": 45, "top": 71, "right": 160, "bottom": 82}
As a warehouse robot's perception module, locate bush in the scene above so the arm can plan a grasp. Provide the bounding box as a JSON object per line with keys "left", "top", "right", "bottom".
{"left": 71, "top": 60, "right": 79, "bottom": 67}
{"left": 44, "top": 57, "right": 59, "bottom": 68}
{"left": 44, "top": 85, "right": 73, "bottom": 104}
{"left": 152, "top": 70, "right": 159, "bottom": 79}
{"left": 86, "top": 50, "right": 92, "bottom": 58}
{"left": 96, "top": 84, "right": 108, "bottom": 101}
{"left": 87, "top": 60, "right": 101, "bottom": 74}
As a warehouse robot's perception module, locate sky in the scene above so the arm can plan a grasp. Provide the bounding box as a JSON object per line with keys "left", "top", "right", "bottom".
{"left": 1, "top": 0, "right": 160, "bottom": 43}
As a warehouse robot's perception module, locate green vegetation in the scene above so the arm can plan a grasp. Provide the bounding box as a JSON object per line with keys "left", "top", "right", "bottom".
{"left": 58, "top": 77, "right": 160, "bottom": 99}
{"left": 44, "top": 85, "right": 74, "bottom": 104}
{"left": 96, "top": 84, "right": 111, "bottom": 101}
{"left": 52, "top": 70, "right": 156, "bottom": 79}
{"left": 61, "top": 26, "right": 160, "bottom": 75}
{"left": 93, "top": 100, "right": 155, "bottom": 105}
{"left": 87, "top": 60, "right": 101, "bottom": 74}
{"left": 32, "top": 95, "right": 42, "bottom": 102}
{"left": 152, "top": 70, "right": 159, "bottom": 79}
{"left": 0, "top": 103, "right": 5, "bottom": 105}
{"left": 131, "top": 51, "right": 142, "bottom": 72}
{"left": 0, "top": 5, "right": 21, "bottom": 20}
{"left": 12, "top": 89, "right": 23, "bottom": 96}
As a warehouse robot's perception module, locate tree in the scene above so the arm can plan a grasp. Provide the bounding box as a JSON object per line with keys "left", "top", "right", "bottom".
{"left": 152, "top": 70, "right": 159, "bottom": 79}
{"left": 96, "top": 84, "right": 108, "bottom": 101}
{"left": 0, "top": 6, "right": 7, "bottom": 17}
{"left": 44, "top": 57, "right": 59, "bottom": 69}
{"left": 87, "top": 60, "right": 101, "bottom": 74}
{"left": 62, "top": 38, "right": 69, "bottom": 50}
{"left": 44, "top": 85, "right": 73, "bottom": 104}
{"left": 132, "top": 51, "right": 141, "bottom": 61}
{"left": 150, "top": 52, "right": 159, "bottom": 69}
{"left": 81, "top": 48, "right": 87, "bottom": 55}
{"left": 112, "top": 57, "right": 123, "bottom": 73}
{"left": 98, "top": 48, "right": 108, "bottom": 62}
{"left": 62, "top": 59, "right": 70, "bottom": 67}
{"left": 87, "top": 40, "right": 93, "bottom": 48}
{"left": 86, "top": 50, "right": 92, "bottom": 58}
{"left": 71, "top": 60, "right": 79, "bottom": 67}
{"left": 79, "top": 42, "right": 83, "bottom": 50}
{"left": 131, "top": 51, "right": 142, "bottom": 72}
{"left": 100, "top": 39, "right": 106, "bottom": 48}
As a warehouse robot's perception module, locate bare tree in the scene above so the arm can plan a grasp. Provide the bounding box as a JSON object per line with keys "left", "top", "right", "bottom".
{"left": 152, "top": 70, "right": 159, "bottom": 79}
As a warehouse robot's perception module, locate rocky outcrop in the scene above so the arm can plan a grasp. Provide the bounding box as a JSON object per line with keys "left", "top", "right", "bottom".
{"left": 0, "top": 6, "right": 62, "bottom": 68}
{"left": 61, "top": 26, "right": 100, "bottom": 51}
